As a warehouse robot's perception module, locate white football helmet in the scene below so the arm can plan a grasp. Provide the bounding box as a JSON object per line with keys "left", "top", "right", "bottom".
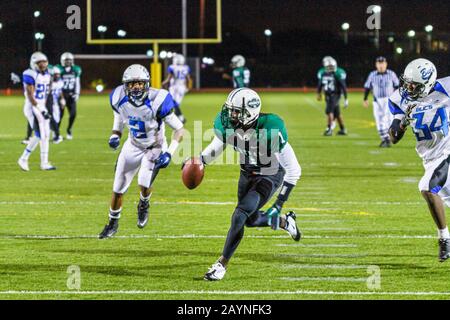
{"left": 173, "top": 54, "right": 185, "bottom": 65}
{"left": 323, "top": 56, "right": 337, "bottom": 72}
{"left": 60, "top": 52, "right": 74, "bottom": 67}
{"left": 221, "top": 88, "right": 261, "bottom": 128}
{"left": 52, "top": 66, "right": 61, "bottom": 79}
{"left": 231, "top": 55, "right": 246, "bottom": 68}
{"left": 30, "top": 52, "right": 48, "bottom": 71}
{"left": 122, "top": 64, "right": 150, "bottom": 102}
{"left": 400, "top": 58, "right": 437, "bottom": 100}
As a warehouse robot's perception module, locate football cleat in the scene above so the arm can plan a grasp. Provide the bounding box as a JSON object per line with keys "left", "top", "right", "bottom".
{"left": 18, "top": 158, "right": 29, "bottom": 172}
{"left": 438, "top": 238, "right": 450, "bottom": 262}
{"left": 41, "top": 163, "right": 56, "bottom": 171}
{"left": 323, "top": 128, "right": 332, "bottom": 136}
{"left": 337, "top": 129, "right": 347, "bottom": 136}
{"left": 204, "top": 261, "right": 226, "bottom": 281}
{"left": 379, "top": 139, "right": 391, "bottom": 148}
{"left": 21, "top": 139, "right": 30, "bottom": 145}
{"left": 137, "top": 199, "right": 149, "bottom": 229}
{"left": 66, "top": 133, "right": 73, "bottom": 140}
{"left": 284, "top": 211, "right": 301, "bottom": 241}
{"left": 53, "top": 136, "right": 63, "bottom": 144}
{"left": 99, "top": 219, "right": 119, "bottom": 239}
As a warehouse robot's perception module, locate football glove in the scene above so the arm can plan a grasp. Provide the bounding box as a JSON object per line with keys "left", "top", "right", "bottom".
{"left": 37, "top": 105, "right": 50, "bottom": 120}
{"left": 266, "top": 203, "right": 282, "bottom": 230}
{"left": 401, "top": 104, "right": 417, "bottom": 128}
{"left": 155, "top": 152, "right": 171, "bottom": 169}
{"left": 108, "top": 134, "right": 120, "bottom": 150}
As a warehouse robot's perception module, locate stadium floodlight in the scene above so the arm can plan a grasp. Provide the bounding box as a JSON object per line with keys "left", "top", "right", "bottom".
{"left": 34, "top": 32, "right": 45, "bottom": 40}
{"left": 407, "top": 30, "right": 416, "bottom": 38}
{"left": 167, "top": 52, "right": 174, "bottom": 59}
{"left": 146, "top": 50, "right": 154, "bottom": 58}
{"left": 372, "top": 5, "right": 381, "bottom": 13}
{"left": 97, "top": 25, "right": 107, "bottom": 33}
{"left": 396, "top": 47, "right": 403, "bottom": 54}
{"left": 96, "top": 84, "right": 104, "bottom": 93}
{"left": 117, "top": 30, "right": 127, "bottom": 38}
{"left": 34, "top": 11, "right": 41, "bottom": 18}
{"left": 387, "top": 36, "right": 395, "bottom": 43}
{"left": 202, "top": 57, "right": 215, "bottom": 65}
{"left": 0, "top": 23, "right": 3, "bottom": 30}
{"left": 341, "top": 22, "right": 350, "bottom": 31}
{"left": 159, "top": 50, "right": 168, "bottom": 59}
{"left": 425, "top": 25, "right": 433, "bottom": 33}
{"left": 264, "top": 29, "right": 272, "bottom": 37}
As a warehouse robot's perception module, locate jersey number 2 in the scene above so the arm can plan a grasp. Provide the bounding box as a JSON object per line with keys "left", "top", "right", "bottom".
{"left": 129, "top": 120, "right": 147, "bottom": 139}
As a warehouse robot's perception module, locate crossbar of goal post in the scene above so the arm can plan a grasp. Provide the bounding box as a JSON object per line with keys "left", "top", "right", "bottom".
{"left": 86, "top": 0, "right": 222, "bottom": 88}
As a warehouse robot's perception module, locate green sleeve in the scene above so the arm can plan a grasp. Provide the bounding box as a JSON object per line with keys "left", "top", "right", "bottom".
{"left": 265, "top": 114, "right": 288, "bottom": 152}
{"left": 336, "top": 67, "right": 347, "bottom": 80}
{"left": 317, "top": 67, "right": 325, "bottom": 80}
{"left": 56, "top": 64, "right": 64, "bottom": 73}
{"left": 213, "top": 112, "right": 226, "bottom": 142}
{"left": 74, "top": 65, "right": 82, "bottom": 77}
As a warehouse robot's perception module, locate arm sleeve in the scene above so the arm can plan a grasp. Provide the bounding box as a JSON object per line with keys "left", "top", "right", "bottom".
{"left": 75, "top": 76, "right": 81, "bottom": 95}
{"left": 163, "top": 112, "right": 184, "bottom": 131}
{"left": 276, "top": 142, "right": 301, "bottom": 185}
{"left": 338, "top": 77, "right": 348, "bottom": 99}
{"left": 364, "top": 88, "right": 370, "bottom": 100}
{"left": 317, "top": 76, "right": 323, "bottom": 94}
{"left": 112, "top": 112, "right": 124, "bottom": 132}
{"left": 200, "top": 136, "right": 227, "bottom": 165}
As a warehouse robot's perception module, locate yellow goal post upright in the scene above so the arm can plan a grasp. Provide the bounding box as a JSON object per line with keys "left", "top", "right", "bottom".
{"left": 86, "top": 0, "right": 222, "bottom": 88}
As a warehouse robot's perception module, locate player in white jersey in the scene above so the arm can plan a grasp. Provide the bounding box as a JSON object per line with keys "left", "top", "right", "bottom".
{"left": 389, "top": 58, "right": 450, "bottom": 261}
{"left": 18, "top": 52, "right": 56, "bottom": 171}
{"left": 162, "top": 54, "right": 191, "bottom": 123}
{"left": 50, "top": 66, "right": 65, "bottom": 144}
{"left": 99, "top": 64, "right": 185, "bottom": 238}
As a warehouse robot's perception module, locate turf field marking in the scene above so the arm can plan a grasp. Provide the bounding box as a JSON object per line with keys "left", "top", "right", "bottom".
{"left": 277, "top": 253, "right": 367, "bottom": 258}
{"left": 281, "top": 264, "right": 366, "bottom": 269}
{"left": 279, "top": 277, "right": 367, "bottom": 282}
{"left": 1, "top": 290, "right": 449, "bottom": 296}
{"left": 275, "top": 243, "right": 357, "bottom": 247}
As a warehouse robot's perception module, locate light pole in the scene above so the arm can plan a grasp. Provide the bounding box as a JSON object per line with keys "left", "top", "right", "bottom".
{"left": 264, "top": 29, "right": 272, "bottom": 57}
{"left": 97, "top": 25, "right": 107, "bottom": 53}
{"left": 341, "top": 23, "right": 350, "bottom": 45}
{"left": 407, "top": 30, "right": 415, "bottom": 52}
{"left": 425, "top": 25, "right": 433, "bottom": 50}
{"left": 34, "top": 32, "right": 45, "bottom": 51}
{"left": 372, "top": 5, "right": 381, "bottom": 49}
{"left": 33, "top": 10, "right": 41, "bottom": 51}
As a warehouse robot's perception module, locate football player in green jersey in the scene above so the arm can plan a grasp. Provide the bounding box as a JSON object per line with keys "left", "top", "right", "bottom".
{"left": 222, "top": 55, "right": 251, "bottom": 88}
{"left": 317, "top": 56, "right": 349, "bottom": 136}
{"left": 57, "top": 52, "right": 82, "bottom": 140}
{"left": 197, "top": 88, "right": 302, "bottom": 281}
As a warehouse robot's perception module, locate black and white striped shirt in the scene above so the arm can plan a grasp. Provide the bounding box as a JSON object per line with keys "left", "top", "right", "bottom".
{"left": 364, "top": 69, "right": 399, "bottom": 100}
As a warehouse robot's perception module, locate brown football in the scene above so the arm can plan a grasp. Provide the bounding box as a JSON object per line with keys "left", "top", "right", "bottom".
{"left": 182, "top": 157, "right": 205, "bottom": 189}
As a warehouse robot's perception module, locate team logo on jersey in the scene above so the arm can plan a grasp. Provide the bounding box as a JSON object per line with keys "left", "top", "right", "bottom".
{"left": 247, "top": 98, "right": 261, "bottom": 109}
{"left": 420, "top": 68, "right": 433, "bottom": 81}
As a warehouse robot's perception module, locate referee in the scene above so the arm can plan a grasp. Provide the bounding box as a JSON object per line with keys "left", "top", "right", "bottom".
{"left": 363, "top": 56, "right": 399, "bottom": 147}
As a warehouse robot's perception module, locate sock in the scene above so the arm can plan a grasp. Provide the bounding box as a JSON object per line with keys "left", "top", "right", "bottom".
{"left": 21, "top": 136, "right": 40, "bottom": 160}
{"left": 140, "top": 192, "right": 151, "bottom": 202}
{"left": 109, "top": 208, "right": 122, "bottom": 220}
{"left": 438, "top": 227, "right": 450, "bottom": 239}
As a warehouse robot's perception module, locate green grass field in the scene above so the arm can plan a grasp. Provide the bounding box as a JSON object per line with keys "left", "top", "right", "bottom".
{"left": 0, "top": 91, "right": 448, "bottom": 300}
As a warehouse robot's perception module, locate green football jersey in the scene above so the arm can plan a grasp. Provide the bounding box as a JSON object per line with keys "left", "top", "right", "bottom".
{"left": 57, "top": 64, "right": 82, "bottom": 94}
{"left": 317, "top": 67, "right": 346, "bottom": 96}
{"left": 213, "top": 112, "right": 288, "bottom": 174}
{"left": 232, "top": 67, "right": 251, "bottom": 88}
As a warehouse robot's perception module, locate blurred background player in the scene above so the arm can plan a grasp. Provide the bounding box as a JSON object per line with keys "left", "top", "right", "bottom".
{"left": 162, "top": 53, "right": 191, "bottom": 123}
{"left": 99, "top": 64, "right": 185, "bottom": 239}
{"left": 18, "top": 52, "right": 56, "bottom": 171}
{"left": 317, "top": 56, "right": 348, "bottom": 136}
{"left": 222, "top": 55, "right": 251, "bottom": 88}
{"left": 57, "top": 52, "right": 82, "bottom": 140}
{"left": 198, "top": 88, "right": 302, "bottom": 281}
{"left": 363, "top": 56, "right": 399, "bottom": 147}
{"left": 389, "top": 58, "right": 450, "bottom": 262}
{"left": 49, "top": 66, "right": 65, "bottom": 144}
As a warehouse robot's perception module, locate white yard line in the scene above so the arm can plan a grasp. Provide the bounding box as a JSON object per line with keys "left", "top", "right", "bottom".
{"left": 275, "top": 243, "right": 357, "bottom": 247}
{"left": 277, "top": 253, "right": 366, "bottom": 258}
{"left": 281, "top": 264, "right": 366, "bottom": 269}
{"left": 279, "top": 277, "right": 367, "bottom": 282}
{"left": 0, "top": 290, "right": 448, "bottom": 296}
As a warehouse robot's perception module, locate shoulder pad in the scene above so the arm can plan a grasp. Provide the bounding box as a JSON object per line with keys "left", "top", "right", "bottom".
{"left": 22, "top": 69, "right": 37, "bottom": 85}
{"left": 435, "top": 77, "right": 450, "bottom": 98}
{"left": 154, "top": 89, "right": 175, "bottom": 118}
{"left": 109, "top": 85, "right": 127, "bottom": 113}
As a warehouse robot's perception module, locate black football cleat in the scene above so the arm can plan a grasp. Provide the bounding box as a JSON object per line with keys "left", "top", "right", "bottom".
{"left": 379, "top": 140, "right": 391, "bottom": 148}
{"left": 137, "top": 199, "right": 149, "bottom": 229}
{"left": 99, "top": 219, "right": 119, "bottom": 239}
{"left": 439, "top": 238, "right": 450, "bottom": 262}
{"left": 285, "top": 211, "right": 301, "bottom": 241}
{"left": 337, "top": 129, "right": 347, "bottom": 136}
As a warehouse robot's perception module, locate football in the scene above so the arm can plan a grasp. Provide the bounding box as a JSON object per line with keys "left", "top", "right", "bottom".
{"left": 182, "top": 157, "right": 205, "bottom": 189}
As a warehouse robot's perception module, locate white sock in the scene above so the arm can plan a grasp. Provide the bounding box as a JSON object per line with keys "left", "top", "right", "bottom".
{"left": 140, "top": 192, "right": 151, "bottom": 202}
{"left": 109, "top": 208, "right": 122, "bottom": 220}
{"left": 40, "top": 137, "right": 49, "bottom": 165}
{"left": 438, "top": 227, "right": 450, "bottom": 239}
{"left": 21, "top": 136, "right": 40, "bottom": 160}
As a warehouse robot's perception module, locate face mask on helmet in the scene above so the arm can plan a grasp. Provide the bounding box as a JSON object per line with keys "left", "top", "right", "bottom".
{"left": 125, "top": 80, "right": 149, "bottom": 103}
{"left": 325, "top": 63, "right": 336, "bottom": 72}
{"left": 399, "top": 74, "right": 426, "bottom": 100}
{"left": 221, "top": 103, "right": 255, "bottom": 129}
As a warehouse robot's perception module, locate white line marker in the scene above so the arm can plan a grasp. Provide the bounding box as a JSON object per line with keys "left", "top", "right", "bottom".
{"left": 281, "top": 264, "right": 366, "bottom": 269}
{"left": 275, "top": 244, "right": 357, "bottom": 248}
{"left": 0, "top": 290, "right": 449, "bottom": 296}
{"left": 277, "top": 253, "right": 367, "bottom": 258}
{"left": 279, "top": 277, "right": 367, "bottom": 282}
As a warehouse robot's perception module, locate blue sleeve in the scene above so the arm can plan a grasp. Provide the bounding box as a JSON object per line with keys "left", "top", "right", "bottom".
{"left": 158, "top": 93, "right": 176, "bottom": 118}
{"left": 22, "top": 74, "right": 35, "bottom": 86}
{"left": 109, "top": 89, "right": 119, "bottom": 113}
{"left": 388, "top": 99, "right": 404, "bottom": 115}
{"left": 168, "top": 66, "right": 174, "bottom": 75}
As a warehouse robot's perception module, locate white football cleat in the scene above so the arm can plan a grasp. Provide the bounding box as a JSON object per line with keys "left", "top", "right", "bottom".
{"left": 204, "top": 261, "right": 226, "bottom": 281}
{"left": 53, "top": 136, "right": 63, "bottom": 144}
{"left": 66, "top": 134, "right": 73, "bottom": 140}
{"left": 41, "top": 163, "right": 56, "bottom": 171}
{"left": 284, "top": 211, "right": 301, "bottom": 241}
{"left": 18, "top": 158, "right": 29, "bottom": 172}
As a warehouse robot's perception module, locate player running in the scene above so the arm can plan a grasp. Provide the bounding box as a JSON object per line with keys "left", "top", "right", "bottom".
{"left": 162, "top": 54, "right": 191, "bottom": 124}
{"left": 223, "top": 55, "right": 251, "bottom": 88}
{"left": 389, "top": 58, "right": 450, "bottom": 262}
{"left": 197, "top": 88, "right": 302, "bottom": 281}
{"left": 57, "top": 52, "right": 82, "bottom": 140}
{"left": 99, "top": 64, "right": 185, "bottom": 239}
{"left": 364, "top": 56, "right": 399, "bottom": 147}
{"left": 18, "top": 52, "right": 56, "bottom": 171}
{"left": 317, "top": 56, "right": 348, "bottom": 136}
